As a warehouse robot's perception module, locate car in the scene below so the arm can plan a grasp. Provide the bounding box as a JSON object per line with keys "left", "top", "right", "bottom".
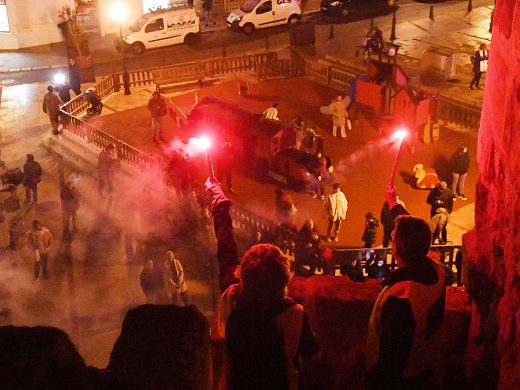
{"left": 320, "top": 0, "right": 396, "bottom": 17}
{"left": 114, "top": 6, "right": 200, "bottom": 55}
{"left": 227, "top": 0, "right": 302, "bottom": 35}
{"left": 270, "top": 149, "right": 332, "bottom": 190}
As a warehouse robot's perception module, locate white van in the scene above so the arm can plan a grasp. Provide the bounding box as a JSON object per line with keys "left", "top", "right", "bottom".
{"left": 115, "top": 6, "right": 200, "bottom": 54}
{"left": 227, "top": 0, "right": 302, "bottom": 34}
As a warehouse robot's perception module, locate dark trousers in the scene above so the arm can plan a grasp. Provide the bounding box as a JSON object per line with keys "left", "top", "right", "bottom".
{"left": 470, "top": 72, "right": 482, "bottom": 88}
{"left": 34, "top": 252, "right": 49, "bottom": 279}
{"left": 25, "top": 184, "right": 38, "bottom": 203}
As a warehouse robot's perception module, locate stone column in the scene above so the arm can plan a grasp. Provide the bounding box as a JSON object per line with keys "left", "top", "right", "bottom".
{"left": 464, "top": 1, "right": 520, "bottom": 388}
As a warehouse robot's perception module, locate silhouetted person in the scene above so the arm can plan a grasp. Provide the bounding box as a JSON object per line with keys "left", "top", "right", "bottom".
{"left": 206, "top": 177, "right": 319, "bottom": 389}
{"left": 68, "top": 58, "right": 82, "bottom": 96}
{"left": 140, "top": 259, "right": 165, "bottom": 304}
{"left": 341, "top": 257, "right": 365, "bottom": 282}
{"left": 60, "top": 180, "right": 80, "bottom": 233}
{"left": 366, "top": 184, "right": 446, "bottom": 389}
{"left": 147, "top": 91, "right": 167, "bottom": 143}
{"left": 367, "top": 256, "right": 390, "bottom": 280}
{"left": 362, "top": 212, "right": 379, "bottom": 248}
{"left": 294, "top": 219, "right": 321, "bottom": 276}
{"left": 469, "top": 43, "right": 488, "bottom": 90}
{"left": 97, "top": 144, "right": 120, "bottom": 197}
{"left": 449, "top": 145, "right": 470, "bottom": 201}
{"left": 22, "top": 154, "right": 42, "bottom": 205}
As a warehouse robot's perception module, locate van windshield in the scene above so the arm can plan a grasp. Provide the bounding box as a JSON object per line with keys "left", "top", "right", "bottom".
{"left": 240, "top": 0, "right": 261, "bottom": 13}
{"left": 129, "top": 16, "right": 148, "bottom": 32}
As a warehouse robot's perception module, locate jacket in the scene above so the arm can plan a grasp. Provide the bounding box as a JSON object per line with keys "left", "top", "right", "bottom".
{"left": 473, "top": 49, "right": 488, "bottom": 73}
{"left": 147, "top": 97, "right": 167, "bottom": 119}
{"left": 324, "top": 190, "right": 348, "bottom": 221}
{"left": 23, "top": 161, "right": 42, "bottom": 187}
{"left": 42, "top": 92, "right": 62, "bottom": 117}
{"left": 449, "top": 150, "right": 470, "bottom": 174}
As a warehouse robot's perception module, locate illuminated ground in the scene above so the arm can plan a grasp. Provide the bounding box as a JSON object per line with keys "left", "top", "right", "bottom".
{"left": 95, "top": 77, "right": 478, "bottom": 246}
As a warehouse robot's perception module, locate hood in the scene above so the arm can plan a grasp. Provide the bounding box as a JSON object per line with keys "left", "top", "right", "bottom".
{"left": 227, "top": 9, "right": 247, "bottom": 21}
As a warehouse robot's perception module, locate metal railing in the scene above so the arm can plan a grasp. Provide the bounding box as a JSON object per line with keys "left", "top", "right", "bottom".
{"left": 257, "top": 59, "right": 302, "bottom": 81}
{"left": 438, "top": 95, "right": 481, "bottom": 130}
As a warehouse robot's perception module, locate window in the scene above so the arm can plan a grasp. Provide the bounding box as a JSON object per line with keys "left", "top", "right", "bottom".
{"left": 142, "top": 0, "right": 169, "bottom": 13}
{"left": 0, "top": 0, "right": 10, "bottom": 32}
{"left": 256, "top": 1, "right": 272, "bottom": 14}
{"left": 144, "top": 18, "right": 164, "bottom": 33}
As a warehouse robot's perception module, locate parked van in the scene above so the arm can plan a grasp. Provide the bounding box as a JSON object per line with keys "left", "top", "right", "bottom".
{"left": 227, "top": 0, "right": 302, "bottom": 34}
{"left": 115, "top": 6, "right": 200, "bottom": 55}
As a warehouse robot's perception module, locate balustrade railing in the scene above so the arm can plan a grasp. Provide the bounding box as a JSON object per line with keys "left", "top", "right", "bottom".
{"left": 438, "top": 96, "right": 481, "bottom": 130}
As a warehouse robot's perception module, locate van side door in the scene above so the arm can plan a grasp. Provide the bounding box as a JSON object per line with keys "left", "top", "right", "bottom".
{"left": 254, "top": 0, "right": 277, "bottom": 29}
{"left": 144, "top": 17, "right": 166, "bottom": 49}
{"left": 274, "top": 0, "right": 295, "bottom": 24}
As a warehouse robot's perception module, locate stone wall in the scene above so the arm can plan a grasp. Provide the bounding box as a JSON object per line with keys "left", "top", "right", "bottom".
{"left": 464, "top": 1, "right": 520, "bottom": 388}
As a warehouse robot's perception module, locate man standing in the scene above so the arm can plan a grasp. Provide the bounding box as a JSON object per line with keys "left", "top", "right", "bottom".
{"left": 147, "top": 91, "right": 168, "bottom": 143}
{"left": 469, "top": 43, "right": 489, "bottom": 90}
{"left": 98, "top": 144, "right": 120, "bottom": 196}
{"left": 68, "top": 58, "right": 82, "bottom": 96}
{"left": 366, "top": 184, "right": 445, "bottom": 389}
{"left": 331, "top": 96, "right": 349, "bottom": 139}
{"left": 22, "top": 154, "right": 42, "bottom": 205}
{"left": 28, "top": 220, "right": 53, "bottom": 280}
{"left": 140, "top": 259, "right": 165, "bottom": 304}
{"left": 323, "top": 183, "right": 348, "bottom": 242}
{"left": 449, "top": 145, "right": 470, "bottom": 200}
{"left": 42, "top": 85, "right": 63, "bottom": 135}
{"left": 60, "top": 180, "right": 80, "bottom": 232}
{"left": 426, "top": 181, "right": 453, "bottom": 244}
{"left": 263, "top": 102, "right": 279, "bottom": 120}
{"left": 164, "top": 251, "right": 189, "bottom": 306}
{"left": 204, "top": 0, "right": 216, "bottom": 26}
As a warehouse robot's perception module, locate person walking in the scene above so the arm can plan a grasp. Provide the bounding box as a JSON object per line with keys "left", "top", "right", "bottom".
{"left": 449, "top": 145, "right": 470, "bottom": 200}
{"left": 42, "top": 85, "right": 63, "bottom": 135}
{"left": 60, "top": 180, "right": 80, "bottom": 233}
{"left": 140, "top": 259, "right": 165, "bottom": 304}
{"left": 331, "top": 96, "right": 349, "bottom": 139}
{"left": 323, "top": 183, "right": 348, "bottom": 242}
{"left": 366, "top": 184, "right": 446, "bottom": 389}
{"left": 147, "top": 91, "right": 168, "bottom": 143}
{"left": 22, "top": 154, "right": 42, "bottom": 205}
{"left": 263, "top": 102, "right": 279, "bottom": 120}
{"left": 28, "top": 220, "right": 53, "bottom": 280}
{"left": 204, "top": 0, "right": 216, "bottom": 26}
{"left": 469, "top": 43, "right": 489, "bottom": 90}
{"left": 164, "top": 251, "right": 189, "bottom": 306}
{"left": 68, "top": 58, "right": 82, "bottom": 96}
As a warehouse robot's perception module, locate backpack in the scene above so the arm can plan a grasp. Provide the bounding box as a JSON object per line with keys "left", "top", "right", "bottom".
{"left": 225, "top": 301, "right": 295, "bottom": 390}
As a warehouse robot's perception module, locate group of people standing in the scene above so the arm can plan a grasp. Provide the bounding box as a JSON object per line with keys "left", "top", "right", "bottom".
{"left": 139, "top": 251, "right": 189, "bottom": 306}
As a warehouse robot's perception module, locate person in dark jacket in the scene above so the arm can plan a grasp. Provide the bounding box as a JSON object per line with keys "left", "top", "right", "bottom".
{"left": 469, "top": 43, "right": 489, "bottom": 90}
{"left": 362, "top": 212, "right": 379, "bottom": 248}
{"left": 147, "top": 91, "right": 168, "bottom": 143}
{"left": 206, "top": 177, "right": 319, "bottom": 389}
{"left": 449, "top": 146, "right": 470, "bottom": 200}
{"left": 341, "top": 257, "right": 365, "bottom": 282}
{"left": 204, "top": 0, "right": 216, "bottom": 26}
{"left": 60, "top": 181, "right": 80, "bottom": 232}
{"left": 139, "top": 259, "right": 165, "bottom": 304}
{"left": 366, "top": 184, "right": 446, "bottom": 389}
{"left": 380, "top": 196, "right": 405, "bottom": 247}
{"left": 367, "top": 255, "right": 390, "bottom": 280}
{"left": 98, "top": 144, "right": 120, "bottom": 196}
{"left": 426, "top": 181, "right": 453, "bottom": 243}
{"left": 22, "top": 154, "right": 42, "bottom": 205}
{"left": 294, "top": 219, "right": 321, "bottom": 276}
{"left": 68, "top": 58, "right": 82, "bottom": 96}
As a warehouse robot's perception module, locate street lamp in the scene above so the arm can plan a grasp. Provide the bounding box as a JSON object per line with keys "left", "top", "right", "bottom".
{"left": 111, "top": 1, "right": 131, "bottom": 95}
{"left": 388, "top": 129, "right": 408, "bottom": 185}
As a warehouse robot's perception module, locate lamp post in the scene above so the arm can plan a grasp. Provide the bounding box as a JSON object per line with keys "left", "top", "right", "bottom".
{"left": 388, "top": 129, "right": 407, "bottom": 185}
{"left": 111, "top": 1, "right": 131, "bottom": 95}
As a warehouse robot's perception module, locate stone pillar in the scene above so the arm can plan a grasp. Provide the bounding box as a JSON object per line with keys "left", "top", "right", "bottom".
{"left": 465, "top": 1, "right": 520, "bottom": 388}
